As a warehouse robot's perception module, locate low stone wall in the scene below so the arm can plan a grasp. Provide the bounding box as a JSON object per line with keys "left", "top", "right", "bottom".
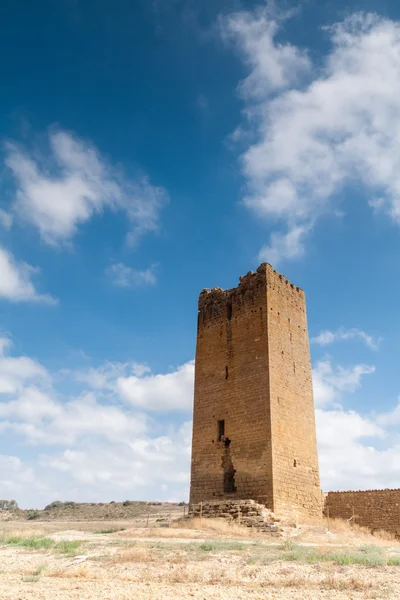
{"left": 189, "top": 499, "right": 281, "bottom": 534}
{"left": 325, "top": 489, "right": 400, "bottom": 537}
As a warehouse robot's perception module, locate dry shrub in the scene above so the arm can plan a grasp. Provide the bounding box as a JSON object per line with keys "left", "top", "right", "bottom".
{"left": 0, "top": 528, "right": 47, "bottom": 540}
{"left": 171, "top": 517, "right": 255, "bottom": 538}
{"left": 108, "top": 545, "right": 156, "bottom": 564}
{"left": 321, "top": 573, "right": 374, "bottom": 591}
{"left": 372, "top": 529, "right": 397, "bottom": 542}
{"left": 116, "top": 527, "right": 185, "bottom": 539}
{"left": 164, "top": 565, "right": 233, "bottom": 585}
{"left": 48, "top": 566, "right": 92, "bottom": 579}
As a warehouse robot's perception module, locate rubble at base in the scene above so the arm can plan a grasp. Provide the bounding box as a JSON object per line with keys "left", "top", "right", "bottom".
{"left": 189, "top": 499, "right": 282, "bottom": 534}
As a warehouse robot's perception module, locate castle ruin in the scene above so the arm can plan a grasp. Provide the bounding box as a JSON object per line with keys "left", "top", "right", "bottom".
{"left": 189, "top": 263, "right": 322, "bottom": 518}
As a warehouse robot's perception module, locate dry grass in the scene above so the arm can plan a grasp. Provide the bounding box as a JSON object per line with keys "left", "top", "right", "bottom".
{"left": 1, "top": 519, "right": 399, "bottom": 599}
{"left": 48, "top": 566, "right": 92, "bottom": 579}
{"left": 171, "top": 517, "right": 257, "bottom": 537}
{"left": 108, "top": 545, "right": 156, "bottom": 564}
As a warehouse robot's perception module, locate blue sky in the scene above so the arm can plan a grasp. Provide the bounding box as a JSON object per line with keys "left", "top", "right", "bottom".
{"left": 1, "top": 0, "right": 400, "bottom": 508}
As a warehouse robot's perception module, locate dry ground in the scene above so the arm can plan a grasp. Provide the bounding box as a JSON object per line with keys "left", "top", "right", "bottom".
{"left": 1, "top": 517, "right": 399, "bottom": 599}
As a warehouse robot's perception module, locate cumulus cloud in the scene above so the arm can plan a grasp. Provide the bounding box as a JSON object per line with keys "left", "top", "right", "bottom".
{"left": 0, "top": 338, "right": 49, "bottom": 394}
{"left": 5, "top": 129, "right": 168, "bottom": 247}
{"left": 311, "top": 327, "right": 380, "bottom": 350}
{"left": 0, "top": 342, "right": 194, "bottom": 506}
{"left": 258, "top": 224, "right": 310, "bottom": 266}
{"left": 106, "top": 263, "right": 157, "bottom": 287}
{"left": 0, "top": 454, "right": 37, "bottom": 493}
{"left": 312, "top": 357, "right": 400, "bottom": 491}
{"left": 0, "top": 247, "right": 56, "bottom": 304}
{"left": 1, "top": 336, "right": 400, "bottom": 506}
{"left": 117, "top": 361, "right": 195, "bottom": 411}
{"left": 222, "top": 9, "right": 400, "bottom": 262}
{"left": 313, "top": 359, "right": 375, "bottom": 408}
{"left": 221, "top": 7, "right": 311, "bottom": 96}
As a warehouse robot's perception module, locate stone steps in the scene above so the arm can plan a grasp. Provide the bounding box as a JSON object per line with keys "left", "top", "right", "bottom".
{"left": 189, "top": 499, "right": 282, "bottom": 534}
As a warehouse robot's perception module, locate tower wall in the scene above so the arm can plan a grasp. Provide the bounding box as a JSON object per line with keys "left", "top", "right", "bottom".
{"left": 190, "top": 268, "right": 273, "bottom": 506}
{"left": 266, "top": 267, "right": 322, "bottom": 517}
{"left": 189, "top": 263, "right": 321, "bottom": 518}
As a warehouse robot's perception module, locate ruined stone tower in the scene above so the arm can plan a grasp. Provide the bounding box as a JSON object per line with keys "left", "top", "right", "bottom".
{"left": 189, "top": 263, "right": 321, "bottom": 517}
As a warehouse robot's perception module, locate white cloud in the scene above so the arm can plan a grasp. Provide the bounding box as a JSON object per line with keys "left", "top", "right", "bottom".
{"left": 316, "top": 408, "right": 393, "bottom": 491}
{"left": 5, "top": 129, "right": 168, "bottom": 247}
{"left": 313, "top": 359, "right": 375, "bottom": 408}
{"left": 0, "top": 247, "right": 56, "bottom": 304}
{"left": 0, "top": 209, "right": 13, "bottom": 229}
{"left": 70, "top": 361, "right": 151, "bottom": 390}
{"left": 0, "top": 342, "right": 194, "bottom": 506}
{"left": 223, "top": 10, "right": 400, "bottom": 262}
{"left": 0, "top": 338, "right": 49, "bottom": 394}
{"left": 1, "top": 337, "right": 400, "bottom": 506}
{"left": 221, "top": 7, "right": 311, "bottom": 96}
{"left": 258, "top": 223, "right": 309, "bottom": 266}
{"left": 106, "top": 263, "right": 157, "bottom": 287}
{"left": 311, "top": 328, "right": 380, "bottom": 350}
{"left": 117, "top": 361, "right": 195, "bottom": 411}
{"left": 0, "top": 455, "right": 37, "bottom": 492}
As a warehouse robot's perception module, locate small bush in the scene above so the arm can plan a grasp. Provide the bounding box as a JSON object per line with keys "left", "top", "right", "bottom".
{"left": 44, "top": 500, "right": 76, "bottom": 510}
{"left": 26, "top": 510, "right": 40, "bottom": 520}
{"left": 44, "top": 501, "right": 64, "bottom": 510}
{"left": 197, "top": 541, "right": 247, "bottom": 552}
{"left": 0, "top": 499, "right": 18, "bottom": 510}
{"left": 280, "top": 539, "right": 295, "bottom": 551}
{"left": 54, "top": 541, "right": 81, "bottom": 556}
{"left": 95, "top": 528, "right": 126, "bottom": 534}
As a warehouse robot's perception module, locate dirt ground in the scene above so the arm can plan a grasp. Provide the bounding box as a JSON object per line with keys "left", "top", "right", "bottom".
{"left": 1, "top": 517, "right": 399, "bottom": 600}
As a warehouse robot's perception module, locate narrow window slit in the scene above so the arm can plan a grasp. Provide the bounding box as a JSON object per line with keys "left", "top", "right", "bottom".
{"left": 227, "top": 302, "right": 232, "bottom": 321}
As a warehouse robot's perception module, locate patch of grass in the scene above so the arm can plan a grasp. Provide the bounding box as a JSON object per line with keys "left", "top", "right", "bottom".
{"left": 358, "top": 544, "right": 384, "bottom": 555}
{"left": 32, "top": 564, "right": 47, "bottom": 576}
{"left": 54, "top": 540, "right": 81, "bottom": 556}
{"left": 387, "top": 556, "right": 400, "bottom": 566}
{"left": 95, "top": 528, "right": 126, "bottom": 534}
{"left": 256, "top": 542, "right": 394, "bottom": 568}
{"left": 198, "top": 541, "right": 248, "bottom": 552}
{"left": 280, "top": 539, "right": 295, "bottom": 551}
{"left": 21, "top": 563, "right": 47, "bottom": 583}
{"left": 1, "top": 535, "right": 53, "bottom": 550}
{"left": 328, "top": 551, "right": 386, "bottom": 566}
{"left": 0, "top": 533, "right": 82, "bottom": 556}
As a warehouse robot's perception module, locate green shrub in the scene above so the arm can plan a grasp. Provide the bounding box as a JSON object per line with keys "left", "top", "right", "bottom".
{"left": 2, "top": 535, "right": 53, "bottom": 550}
{"left": 95, "top": 528, "right": 126, "bottom": 534}
{"left": 54, "top": 541, "right": 81, "bottom": 556}
{"left": 26, "top": 510, "right": 40, "bottom": 520}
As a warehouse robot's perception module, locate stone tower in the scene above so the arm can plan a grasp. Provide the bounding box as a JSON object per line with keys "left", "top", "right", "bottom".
{"left": 189, "top": 263, "right": 321, "bottom": 517}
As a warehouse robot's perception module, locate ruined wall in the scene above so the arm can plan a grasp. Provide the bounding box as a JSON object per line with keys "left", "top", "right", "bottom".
{"left": 189, "top": 263, "right": 322, "bottom": 518}
{"left": 266, "top": 266, "right": 322, "bottom": 517}
{"left": 190, "top": 266, "right": 273, "bottom": 506}
{"left": 325, "top": 490, "right": 400, "bottom": 537}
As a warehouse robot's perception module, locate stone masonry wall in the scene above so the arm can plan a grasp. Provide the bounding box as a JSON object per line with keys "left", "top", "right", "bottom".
{"left": 189, "top": 500, "right": 281, "bottom": 534}
{"left": 266, "top": 266, "right": 322, "bottom": 517}
{"left": 190, "top": 266, "right": 273, "bottom": 506}
{"left": 189, "top": 263, "right": 322, "bottom": 518}
{"left": 325, "top": 490, "right": 400, "bottom": 537}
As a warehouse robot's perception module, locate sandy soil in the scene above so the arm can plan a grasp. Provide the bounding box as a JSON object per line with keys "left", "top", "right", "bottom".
{"left": 1, "top": 518, "right": 399, "bottom": 599}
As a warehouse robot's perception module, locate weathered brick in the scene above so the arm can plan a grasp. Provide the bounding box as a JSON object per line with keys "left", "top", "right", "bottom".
{"left": 189, "top": 263, "right": 322, "bottom": 518}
